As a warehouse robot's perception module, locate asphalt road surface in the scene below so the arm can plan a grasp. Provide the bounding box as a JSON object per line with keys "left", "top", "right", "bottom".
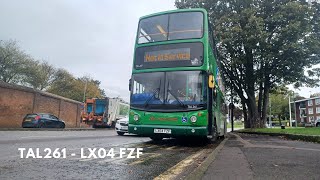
{"left": 0, "top": 130, "right": 216, "bottom": 180}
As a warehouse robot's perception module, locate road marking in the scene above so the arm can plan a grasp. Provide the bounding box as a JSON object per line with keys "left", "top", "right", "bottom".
{"left": 155, "top": 149, "right": 206, "bottom": 180}
{"left": 20, "top": 135, "right": 114, "bottom": 139}
{"left": 165, "top": 146, "right": 177, "bottom": 150}
{"left": 129, "top": 153, "right": 160, "bottom": 165}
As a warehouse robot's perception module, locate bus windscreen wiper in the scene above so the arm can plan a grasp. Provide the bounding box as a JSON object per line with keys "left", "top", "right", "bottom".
{"left": 143, "top": 79, "right": 162, "bottom": 108}
{"left": 166, "top": 80, "right": 187, "bottom": 108}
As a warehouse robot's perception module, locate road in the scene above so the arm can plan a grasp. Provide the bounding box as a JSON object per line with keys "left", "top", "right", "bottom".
{"left": 0, "top": 130, "right": 217, "bottom": 180}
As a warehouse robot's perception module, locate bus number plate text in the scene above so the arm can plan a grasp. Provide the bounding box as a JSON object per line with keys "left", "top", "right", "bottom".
{"left": 154, "top": 129, "right": 171, "bottom": 134}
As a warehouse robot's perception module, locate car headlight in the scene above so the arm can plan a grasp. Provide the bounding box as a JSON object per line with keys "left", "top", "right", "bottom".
{"left": 190, "top": 116, "right": 197, "bottom": 123}
{"left": 133, "top": 115, "right": 139, "bottom": 121}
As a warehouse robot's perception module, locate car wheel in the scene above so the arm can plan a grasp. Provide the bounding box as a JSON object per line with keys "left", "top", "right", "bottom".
{"left": 150, "top": 136, "right": 163, "bottom": 141}
{"left": 117, "top": 132, "right": 125, "bottom": 136}
{"left": 317, "top": 123, "right": 320, "bottom": 127}
{"left": 60, "top": 123, "right": 65, "bottom": 129}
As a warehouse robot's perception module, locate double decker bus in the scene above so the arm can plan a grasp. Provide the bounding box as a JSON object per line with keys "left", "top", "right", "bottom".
{"left": 128, "top": 8, "right": 227, "bottom": 141}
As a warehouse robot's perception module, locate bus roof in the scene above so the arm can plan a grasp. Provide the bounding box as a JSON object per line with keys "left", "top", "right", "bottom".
{"left": 139, "top": 8, "right": 208, "bottom": 20}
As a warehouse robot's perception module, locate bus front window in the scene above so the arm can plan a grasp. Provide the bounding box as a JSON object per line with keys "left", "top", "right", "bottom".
{"left": 138, "top": 12, "right": 203, "bottom": 44}
{"left": 165, "top": 71, "right": 205, "bottom": 106}
{"left": 131, "top": 71, "right": 206, "bottom": 111}
{"left": 131, "top": 72, "right": 165, "bottom": 105}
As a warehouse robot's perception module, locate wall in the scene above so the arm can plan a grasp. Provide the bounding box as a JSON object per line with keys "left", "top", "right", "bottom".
{"left": 0, "top": 82, "right": 81, "bottom": 128}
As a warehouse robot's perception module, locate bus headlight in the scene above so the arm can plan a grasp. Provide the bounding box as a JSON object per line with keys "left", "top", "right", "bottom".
{"left": 133, "top": 115, "right": 139, "bottom": 121}
{"left": 190, "top": 116, "right": 197, "bottom": 123}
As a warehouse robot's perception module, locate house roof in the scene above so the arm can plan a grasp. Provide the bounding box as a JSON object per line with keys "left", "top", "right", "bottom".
{"left": 294, "top": 96, "right": 320, "bottom": 103}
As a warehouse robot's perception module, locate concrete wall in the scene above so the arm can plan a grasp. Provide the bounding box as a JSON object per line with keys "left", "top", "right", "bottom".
{"left": 0, "top": 82, "right": 81, "bottom": 128}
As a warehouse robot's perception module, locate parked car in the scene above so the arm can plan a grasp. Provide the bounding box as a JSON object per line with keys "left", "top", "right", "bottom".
{"left": 22, "top": 113, "right": 65, "bottom": 128}
{"left": 115, "top": 117, "right": 128, "bottom": 135}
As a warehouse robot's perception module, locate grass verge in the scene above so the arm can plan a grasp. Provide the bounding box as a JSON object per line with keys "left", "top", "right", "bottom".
{"left": 239, "top": 127, "right": 320, "bottom": 143}
{"left": 239, "top": 127, "right": 320, "bottom": 136}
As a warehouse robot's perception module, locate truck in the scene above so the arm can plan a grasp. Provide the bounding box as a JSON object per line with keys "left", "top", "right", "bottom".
{"left": 81, "top": 97, "right": 130, "bottom": 128}
{"left": 81, "top": 98, "right": 110, "bottom": 128}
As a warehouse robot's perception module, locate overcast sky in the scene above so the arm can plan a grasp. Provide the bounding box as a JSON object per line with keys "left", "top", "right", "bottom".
{"left": 0, "top": 0, "right": 175, "bottom": 101}
{"left": 0, "top": 0, "right": 319, "bottom": 102}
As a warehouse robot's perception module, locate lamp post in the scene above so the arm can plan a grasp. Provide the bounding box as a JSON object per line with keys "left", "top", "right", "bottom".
{"left": 83, "top": 79, "right": 88, "bottom": 103}
{"left": 289, "top": 95, "right": 292, "bottom": 127}
{"left": 269, "top": 95, "right": 272, "bottom": 128}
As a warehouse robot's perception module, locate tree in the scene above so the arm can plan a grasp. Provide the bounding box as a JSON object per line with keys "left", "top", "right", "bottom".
{"left": 0, "top": 40, "right": 32, "bottom": 83}
{"left": 47, "top": 71, "right": 106, "bottom": 102}
{"left": 22, "top": 61, "right": 56, "bottom": 90}
{"left": 176, "top": 0, "right": 320, "bottom": 128}
{"left": 119, "top": 105, "right": 129, "bottom": 116}
{"left": 46, "top": 68, "right": 77, "bottom": 99}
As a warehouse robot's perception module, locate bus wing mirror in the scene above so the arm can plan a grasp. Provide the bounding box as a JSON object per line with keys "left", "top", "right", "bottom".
{"left": 208, "top": 75, "right": 215, "bottom": 89}
{"left": 129, "top": 79, "right": 132, "bottom": 91}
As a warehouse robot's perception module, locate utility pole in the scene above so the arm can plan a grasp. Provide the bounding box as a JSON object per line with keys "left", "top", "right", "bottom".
{"left": 289, "top": 95, "right": 292, "bottom": 127}
{"left": 83, "top": 79, "right": 88, "bottom": 102}
{"left": 269, "top": 94, "right": 272, "bottom": 128}
{"left": 294, "top": 100, "right": 297, "bottom": 128}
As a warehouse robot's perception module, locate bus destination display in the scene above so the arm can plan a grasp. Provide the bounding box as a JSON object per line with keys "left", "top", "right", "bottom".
{"left": 135, "top": 42, "right": 203, "bottom": 69}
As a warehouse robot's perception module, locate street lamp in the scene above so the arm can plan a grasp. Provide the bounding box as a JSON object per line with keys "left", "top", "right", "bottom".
{"left": 289, "top": 95, "right": 292, "bottom": 127}
{"left": 83, "top": 79, "right": 88, "bottom": 102}
{"left": 269, "top": 95, "right": 272, "bottom": 128}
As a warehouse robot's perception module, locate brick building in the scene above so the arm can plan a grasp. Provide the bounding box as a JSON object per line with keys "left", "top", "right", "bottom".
{"left": 0, "top": 81, "right": 82, "bottom": 128}
{"left": 294, "top": 96, "right": 320, "bottom": 123}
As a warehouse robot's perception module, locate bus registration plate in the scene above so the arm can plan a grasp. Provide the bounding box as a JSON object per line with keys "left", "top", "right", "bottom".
{"left": 154, "top": 129, "right": 171, "bottom": 134}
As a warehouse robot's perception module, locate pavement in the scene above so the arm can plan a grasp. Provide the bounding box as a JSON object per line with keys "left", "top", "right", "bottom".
{"left": 201, "top": 133, "right": 320, "bottom": 180}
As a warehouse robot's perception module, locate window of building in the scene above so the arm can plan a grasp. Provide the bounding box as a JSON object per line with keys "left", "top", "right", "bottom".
{"left": 308, "top": 100, "right": 313, "bottom": 106}
{"left": 316, "top": 107, "right": 320, "bottom": 114}
{"left": 309, "top": 116, "right": 314, "bottom": 122}
{"left": 316, "top": 98, "right": 320, "bottom": 105}
{"left": 308, "top": 108, "right": 313, "bottom": 115}
{"left": 300, "top": 109, "right": 306, "bottom": 117}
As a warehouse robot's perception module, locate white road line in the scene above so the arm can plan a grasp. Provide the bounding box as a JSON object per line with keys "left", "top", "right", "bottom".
{"left": 20, "top": 135, "right": 113, "bottom": 139}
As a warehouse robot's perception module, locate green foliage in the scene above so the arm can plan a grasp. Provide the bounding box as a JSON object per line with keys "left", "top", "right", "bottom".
{"left": 47, "top": 72, "right": 105, "bottom": 102}
{"left": 227, "top": 121, "right": 244, "bottom": 128}
{"left": 0, "top": 40, "right": 32, "bottom": 83}
{"left": 176, "top": 0, "right": 320, "bottom": 128}
{"left": 22, "top": 61, "right": 56, "bottom": 90}
{"left": 0, "top": 39, "right": 106, "bottom": 102}
{"left": 119, "top": 105, "right": 129, "bottom": 115}
{"left": 241, "top": 127, "right": 320, "bottom": 136}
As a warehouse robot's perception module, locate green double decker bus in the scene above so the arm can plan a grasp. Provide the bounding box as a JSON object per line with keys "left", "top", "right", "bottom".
{"left": 128, "top": 8, "right": 227, "bottom": 141}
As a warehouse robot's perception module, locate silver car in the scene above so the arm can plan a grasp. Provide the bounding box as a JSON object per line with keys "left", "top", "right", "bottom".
{"left": 115, "top": 117, "right": 128, "bottom": 135}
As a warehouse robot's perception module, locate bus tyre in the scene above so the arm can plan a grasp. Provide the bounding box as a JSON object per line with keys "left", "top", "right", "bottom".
{"left": 117, "top": 132, "right": 125, "bottom": 136}
{"left": 150, "top": 136, "right": 163, "bottom": 141}
{"left": 210, "top": 126, "right": 218, "bottom": 142}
